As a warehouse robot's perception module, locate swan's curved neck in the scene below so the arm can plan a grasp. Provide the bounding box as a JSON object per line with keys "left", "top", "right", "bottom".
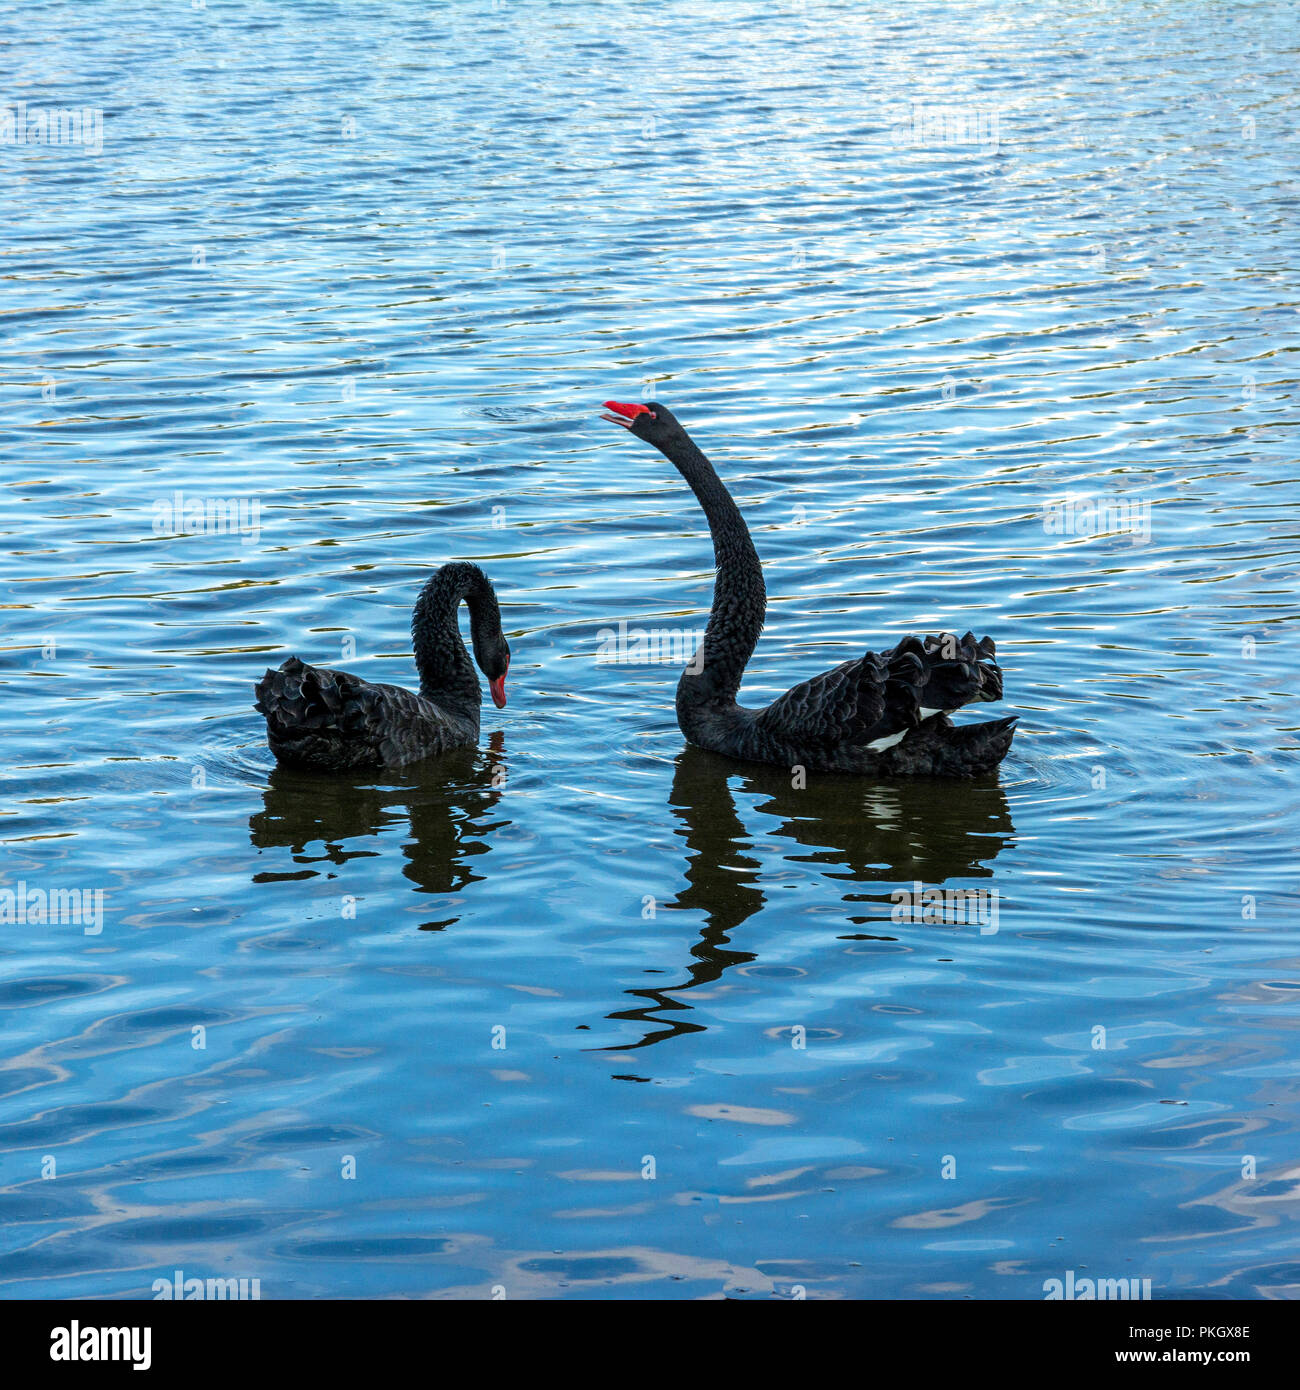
{"left": 412, "top": 563, "right": 499, "bottom": 721}
{"left": 657, "top": 428, "right": 766, "bottom": 713}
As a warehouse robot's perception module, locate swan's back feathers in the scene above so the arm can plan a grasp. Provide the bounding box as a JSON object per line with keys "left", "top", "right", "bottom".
{"left": 756, "top": 632, "right": 999, "bottom": 741}
{"left": 255, "top": 656, "right": 470, "bottom": 771}
{"left": 904, "top": 631, "right": 1002, "bottom": 712}
{"left": 749, "top": 631, "right": 1011, "bottom": 775}
{"left": 753, "top": 646, "right": 921, "bottom": 747}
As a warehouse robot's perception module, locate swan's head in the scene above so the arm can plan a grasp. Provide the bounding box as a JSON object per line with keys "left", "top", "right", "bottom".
{"left": 475, "top": 631, "right": 510, "bottom": 709}
{"left": 600, "top": 400, "right": 683, "bottom": 446}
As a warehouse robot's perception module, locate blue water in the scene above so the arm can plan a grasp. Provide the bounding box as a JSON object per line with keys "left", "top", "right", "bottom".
{"left": 2, "top": 0, "right": 1298, "bottom": 1299}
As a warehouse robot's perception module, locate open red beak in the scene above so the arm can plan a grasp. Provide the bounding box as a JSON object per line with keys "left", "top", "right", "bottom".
{"left": 489, "top": 674, "right": 507, "bottom": 709}
{"left": 600, "top": 400, "right": 653, "bottom": 428}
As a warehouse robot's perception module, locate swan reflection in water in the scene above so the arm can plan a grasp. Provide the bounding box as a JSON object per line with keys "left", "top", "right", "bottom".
{"left": 601, "top": 745, "right": 1016, "bottom": 1053}
{"left": 248, "top": 732, "right": 510, "bottom": 931}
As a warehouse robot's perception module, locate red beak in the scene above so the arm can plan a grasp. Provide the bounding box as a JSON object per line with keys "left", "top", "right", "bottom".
{"left": 600, "top": 400, "right": 653, "bottom": 428}
{"left": 489, "top": 674, "right": 507, "bottom": 709}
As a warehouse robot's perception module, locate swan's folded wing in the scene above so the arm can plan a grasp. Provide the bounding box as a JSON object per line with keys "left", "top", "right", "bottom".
{"left": 900, "top": 632, "right": 1003, "bottom": 712}
{"left": 752, "top": 632, "right": 1002, "bottom": 752}
{"left": 255, "top": 660, "right": 459, "bottom": 767}
{"left": 753, "top": 649, "right": 918, "bottom": 747}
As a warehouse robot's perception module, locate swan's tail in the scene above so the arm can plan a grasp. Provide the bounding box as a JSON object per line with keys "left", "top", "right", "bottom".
{"left": 255, "top": 657, "right": 460, "bottom": 770}
{"left": 255, "top": 657, "right": 374, "bottom": 769}
{"left": 879, "top": 712, "right": 1018, "bottom": 777}
{"left": 940, "top": 712, "right": 1019, "bottom": 772}
{"left": 871, "top": 633, "right": 1015, "bottom": 775}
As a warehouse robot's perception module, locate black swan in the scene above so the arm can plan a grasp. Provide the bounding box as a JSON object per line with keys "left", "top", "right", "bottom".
{"left": 600, "top": 401, "right": 1016, "bottom": 776}
{"left": 254, "top": 562, "right": 509, "bottom": 771}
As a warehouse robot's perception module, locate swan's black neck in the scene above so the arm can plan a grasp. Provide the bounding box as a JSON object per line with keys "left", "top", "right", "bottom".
{"left": 655, "top": 427, "right": 766, "bottom": 717}
{"left": 412, "top": 563, "right": 501, "bottom": 724}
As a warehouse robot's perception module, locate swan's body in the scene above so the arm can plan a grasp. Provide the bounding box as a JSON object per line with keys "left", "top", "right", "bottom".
{"left": 255, "top": 562, "right": 509, "bottom": 772}
{"left": 601, "top": 401, "right": 1016, "bottom": 777}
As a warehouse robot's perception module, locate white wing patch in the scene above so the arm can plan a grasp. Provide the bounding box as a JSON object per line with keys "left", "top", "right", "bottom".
{"left": 868, "top": 711, "right": 959, "bottom": 752}
{"left": 866, "top": 729, "right": 908, "bottom": 752}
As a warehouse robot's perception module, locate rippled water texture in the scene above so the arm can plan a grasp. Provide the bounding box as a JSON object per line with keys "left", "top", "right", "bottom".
{"left": 2, "top": 0, "right": 1298, "bottom": 1299}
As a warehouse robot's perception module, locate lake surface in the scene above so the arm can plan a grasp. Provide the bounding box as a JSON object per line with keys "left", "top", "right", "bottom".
{"left": 2, "top": 0, "right": 1298, "bottom": 1299}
